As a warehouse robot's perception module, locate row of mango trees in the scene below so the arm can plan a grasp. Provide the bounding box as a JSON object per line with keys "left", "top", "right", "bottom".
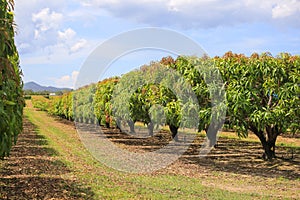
{"left": 32, "top": 52, "right": 299, "bottom": 160}
{"left": 0, "top": 0, "right": 24, "bottom": 158}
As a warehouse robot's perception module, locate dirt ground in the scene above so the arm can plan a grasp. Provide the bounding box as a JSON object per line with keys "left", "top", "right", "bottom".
{"left": 0, "top": 113, "right": 299, "bottom": 199}
{"left": 0, "top": 118, "right": 94, "bottom": 199}
{"left": 58, "top": 116, "right": 300, "bottom": 198}
{"left": 97, "top": 124, "right": 300, "bottom": 198}
{"left": 98, "top": 126, "right": 300, "bottom": 177}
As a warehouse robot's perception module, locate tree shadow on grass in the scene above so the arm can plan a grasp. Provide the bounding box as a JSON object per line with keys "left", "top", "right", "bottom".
{"left": 0, "top": 117, "right": 95, "bottom": 199}
{"left": 76, "top": 123, "right": 173, "bottom": 153}
{"left": 182, "top": 137, "right": 300, "bottom": 180}
{"left": 64, "top": 121, "right": 300, "bottom": 181}
{"left": 0, "top": 176, "right": 94, "bottom": 199}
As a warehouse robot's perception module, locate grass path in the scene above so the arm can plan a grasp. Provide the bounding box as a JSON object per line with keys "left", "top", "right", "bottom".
{"left": 0, "top": 101, "right": 299, "bottom": 199}
{"left": 0, "top": 114, "right": 94, "bottom": 199}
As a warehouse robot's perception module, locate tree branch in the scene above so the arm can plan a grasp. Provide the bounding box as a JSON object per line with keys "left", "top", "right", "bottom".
{"left": 267, "top": 93, "right": 273, "bottom": 107}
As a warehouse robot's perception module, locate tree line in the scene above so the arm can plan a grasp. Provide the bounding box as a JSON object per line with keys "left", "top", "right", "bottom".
{"left": 0, "top": 0, "right": 24, "bottom": 158}
{"left": 32, "top": 52, "right": 299, "bottom": 160}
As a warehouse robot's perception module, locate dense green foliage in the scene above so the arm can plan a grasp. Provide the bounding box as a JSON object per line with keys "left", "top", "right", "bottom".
{"left": 49, "top": 93, "right": 73, "bottom": 120}
{"left": 31, "top": 94, "right": 73, "bottom": 120}
{"left": 216, "top": 52, "right": 300, "bottom": 159}
{"left": 112, "top": 62, "right": 198, "bottom": 140}
{"left": 161, "top": 56, "right": 226, "bottom": 145}
{"left": 73, "top": 84, "right": 97, "bottom": 123}
{"left": 93, "top": 77, "right": 119, "bottom": 127}
{"left": 31, "top": 95, "right": 50, "bottom": 111}
{"left": 0, "top": 0, "right": 24, "bottom": 158}
{"left": 126, "top": 64, "right": 180, "bottom": 137}
{"left": 31, "top": 52, "right": 299, "bottom": 160}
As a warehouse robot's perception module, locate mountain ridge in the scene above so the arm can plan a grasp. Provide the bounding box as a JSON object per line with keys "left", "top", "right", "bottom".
{"left": 24, "top": 81, "right": 72, "bottom": 92}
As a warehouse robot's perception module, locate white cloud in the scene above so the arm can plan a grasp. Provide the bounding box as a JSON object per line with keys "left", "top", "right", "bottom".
{"left": 81, "top": 0, "right": 300, "bottom": 28}
{"left": 58, "top": 75, "right": 70, "bottom": 82}
{"left": 58, "top": 28, "right": 77, "bottom": 41}
{"left": 32, "top": 8, "right": 63, "bottom": 30}
{"left": 32, "top": 8, "right": 63, "bottom": 38}
{"left": 70, "top": 39, "right": 88, "bottom": 53}
{"left": 272, "top": 0, "right": 300, "bottom": 19}
{"left": 55, "top": 70, "right": 79, "bottom": 88}
{"left": 57, "top": 28, "right": 89, "bottom": 54}
{"left": 15, "top": 1, "right": 90, "bottom": 56}
{"left": 72, "top": 70, "right": 79, "bottom": 81}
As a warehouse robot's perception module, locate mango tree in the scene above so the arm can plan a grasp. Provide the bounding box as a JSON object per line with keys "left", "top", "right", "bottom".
{"left": 128, "top": 63, "right": 172, "bottom": 136}
{"left": 218, "top": 52, "right": 300, "bottom": 160}
{"left": 129, "top": 82, "right": 180, "bottom": 137}
{"left": 129, "top": 83, "right": 160, "bottom": 136}
{"left": 112, "top": 70, "right": 143, "bottom": 133}
{"left": 42, "top": 92, "right": 72, "bottom": 120}
{"left": 58, "top": 92, "right": 73, "bottom": 120}
{"left": 161, "top": 56, "right": 226, "bottom": 146}
{"left": 73, "top": 84, "right": 97, "bottom": 124}
{"left": 0, "top": 0, "right": 24, "bottom": 158}
{"left": 113, "top": 62, "right": 198, "bottom": 140}
{"left": 93, "top": 77, "right": 119, "bottom": 128}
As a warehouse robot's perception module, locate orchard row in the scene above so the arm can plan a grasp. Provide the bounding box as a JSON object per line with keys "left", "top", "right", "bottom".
{"left": 0, "top": 1, "right": 24, "bottom": 158}
{"left": 32, "top": 52, "right": 300, "bottom": 160}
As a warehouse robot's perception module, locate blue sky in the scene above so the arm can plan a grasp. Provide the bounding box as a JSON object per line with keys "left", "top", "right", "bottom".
{"left": 14, "top": 0, "right": 300, "bottom": 88}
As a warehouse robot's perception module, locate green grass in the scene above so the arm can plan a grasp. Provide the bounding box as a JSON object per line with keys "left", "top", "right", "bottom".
{"left": 125, "top": 175, "right": 263, "bottom": 200}
{"left": 278, "top": 142, "right": 300, "bottom": 150}
{"left": 23, "top": 103, "right": 283, "bottom": 199}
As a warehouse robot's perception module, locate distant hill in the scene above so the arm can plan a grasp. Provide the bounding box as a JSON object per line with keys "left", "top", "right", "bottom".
{"left": 24, "top": 82, "right": 72, "bottom": 93}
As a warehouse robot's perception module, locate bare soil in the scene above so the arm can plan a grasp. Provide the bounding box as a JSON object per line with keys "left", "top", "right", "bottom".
{"left": 74, "top": 120, "right": 300, "bottom": 198}
{"left": 98, "top": 124, "right": 300, "bottom": 198}
{"left": 0, "top": 118, "right": 95, "bottom": 199}
{"left": 98, "top": 126, "right": 300, "bottom": 180}
{"left": 1, "top": 109, "right": 299, "bottom": 199}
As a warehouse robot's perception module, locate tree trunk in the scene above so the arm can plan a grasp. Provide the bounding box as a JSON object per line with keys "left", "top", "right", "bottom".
{"left": 127, "top": 120, "right": 135, "bottom": 134}
{"left": 105, "top": 115, "right": 110, "bottom": 128}
{"left": 205, "top": 122, "right": 220, "bottom": 147}
{"left": 148, "top": 122, "right": 154, "bottom": 136}
{"left": 97, "top": 118, "right": 101, "bottom": 126}
{"left": 115, "top": 118, "right": 122, "bottom": 131}
{"left": 251, "top": 125, "right": 278, "bottom": 160}
{"left": 264, "top": 125, "right": 279, "bottom": 160}
{"left": 169, "top": 124, "right": 179, "bottom": 142}
{"left": 259, "top": 136, "right": 276, "bottom": 160}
